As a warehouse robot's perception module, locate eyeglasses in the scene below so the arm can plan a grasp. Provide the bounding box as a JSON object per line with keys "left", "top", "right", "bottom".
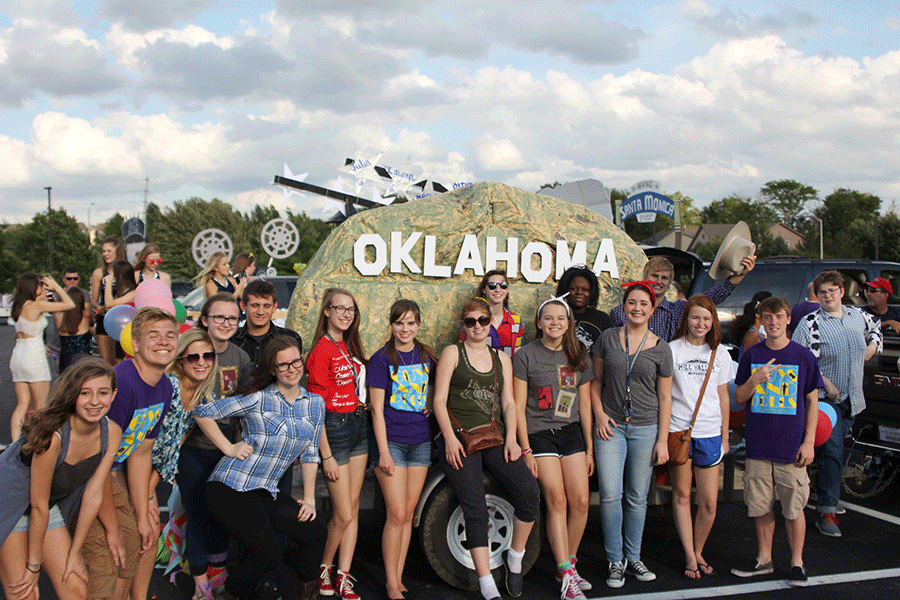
{"left": 209, "top": 314, "right": 240, "bottom": 325}
{"left": 64, "top": 276, "right": 79, "bottom": 281}
{"left": 275, "top": 358, "right": 304, "bottom": 373}
{"left": 329, "top": 305, "right": 356, "bottom": 315}
{"left": 867, "top": 288, "right": 888, "bottom": 294}
{"left": 485, "top": 281, "right": 509, "bottom": 290}
{"left": 180, "top": 351, "right": 215, "bottom": 364}
{"left": 818, "top": 287, "right": 842, "bottom": 297}
{"left": 146, "top": 258, "right": 163, "bottom": 265}
{"left": 463, "top": 315, "right": 491, "bottom": 328}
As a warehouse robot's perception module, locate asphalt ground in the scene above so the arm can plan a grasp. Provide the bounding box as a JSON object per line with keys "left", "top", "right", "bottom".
{"left": 2, "top": 323, "right": 899, "bottom": 600}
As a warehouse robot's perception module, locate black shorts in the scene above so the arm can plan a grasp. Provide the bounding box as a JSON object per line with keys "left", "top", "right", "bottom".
{"left": 529, "top": 421, "right": 586, "bottom": 458}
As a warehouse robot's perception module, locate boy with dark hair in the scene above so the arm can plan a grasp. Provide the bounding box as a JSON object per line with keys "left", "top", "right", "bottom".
{"left": 233, "top": 279, "right": 302, "bottom": 370}
{"left": 83, "top": 308, "right": 177, "bottom": 600}
{"left": 731, "top": 296, "right": 822, "bottom": 587}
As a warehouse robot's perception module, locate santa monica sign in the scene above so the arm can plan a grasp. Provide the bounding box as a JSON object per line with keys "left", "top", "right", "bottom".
{"left": 353, "top": 232, "right": 620, "bottom": 283}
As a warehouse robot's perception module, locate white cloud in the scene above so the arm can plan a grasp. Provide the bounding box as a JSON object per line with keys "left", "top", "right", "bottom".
{"left": 0, "top": 135, "right": 29, "bottom": 186}
{"left": 472, "top": 136, "right": 528, "bottom": 171}
{"left": 30, "top": 112, "right": 142, "bottom": 176}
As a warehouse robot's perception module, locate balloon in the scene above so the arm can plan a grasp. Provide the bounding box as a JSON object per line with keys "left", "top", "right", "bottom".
{"left": 120, "top": 322, "right": 134, "bottom": 356}
{"left": 730, "top": 409, "right": 746, "bottom": 428}
{"left": 178, "top": 323, "right": 193, "bottom": 335}
{"left": 820, "top": 402, "right": 838, "bottom": 429}
{"left": 135, "top": 279, "right": 172, "bottom": 309}
{"left": 103, "top": 305, "right": 137, "bottom": 341}
{"left": 814, "top": 408, "right": 834, "bottom": 447}
{"left": 144, "top": 293, "right": 177, "bottom": 316}
{"left": 172, "top": 299, "right": 187, "bottom": 323}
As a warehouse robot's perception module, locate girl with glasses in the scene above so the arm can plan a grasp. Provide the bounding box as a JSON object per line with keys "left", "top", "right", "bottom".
{"left": 133, "top": 244, "right": 172, "bottom": 288}
{"left": 367, "top": 299, "right": 437, "bottom": 600}
{"left": 91, "top": 236, "right": 125, "bottom": 364}
{"left": 0, "top": 358, "right": 121, "bottom": 600}
{"left": 513, "top": 297, "right": 595, "bottom": 599}
{"left": 150, "top": 329, "right": 236, "bottom": 600}
{"left": 591, "top": 282, "right": 673, "bottom": 589}
{"left": 196, "top": 336, "right": 326, "bottom": 600}
{"left": 10, "top": 274, "right": 75, "bottom": 440}
{"left": 433, "top": 297, "right": 539, "bottom": 600}
{"left": 461, "top": 269, "right": 524, "bottom": 357}
{"left": 306, "top": 288, "right": 368, "bottom": 600}
{"left": 668, "top": 295, "right": 732, "bottom": 580}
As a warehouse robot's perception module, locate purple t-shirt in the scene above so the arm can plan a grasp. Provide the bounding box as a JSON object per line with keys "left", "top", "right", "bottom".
{"left": 735, "top": 341, "right": 822, "bottom": 464}
{"left": 366, "top": 344, "right": 434, "bottom": 445}
{"left": 109, "top": 360, "right": 173, "bottom": 466}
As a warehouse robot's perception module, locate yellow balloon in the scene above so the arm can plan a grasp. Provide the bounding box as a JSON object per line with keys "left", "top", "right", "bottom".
{"left": 120, "top": 322, "right": 134, "bottom": 357}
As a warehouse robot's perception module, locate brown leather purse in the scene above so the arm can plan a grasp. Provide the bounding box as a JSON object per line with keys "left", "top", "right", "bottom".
{"left": 450, "top": 348, "right": 504, "bottom": 453}
{"left": 668, "top": 346, "right": 717, "bottom": 465}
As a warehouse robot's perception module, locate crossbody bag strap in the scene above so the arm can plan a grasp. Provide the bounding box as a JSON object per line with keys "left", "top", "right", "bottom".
{"left": 448, "top": 345, "right": 500, "bottom": 431}
{"left": 688, "top": 346, "right": 717, "bottom": 430}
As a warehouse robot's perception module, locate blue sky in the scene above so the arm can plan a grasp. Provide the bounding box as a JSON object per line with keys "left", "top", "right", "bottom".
{"left": 1, "top": 0, "right": 898, "bottom": 226}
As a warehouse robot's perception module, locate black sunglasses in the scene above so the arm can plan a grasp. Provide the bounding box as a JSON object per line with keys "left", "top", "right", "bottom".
{"left": 485, "top": 281, "right": 509, "bottom": 290}
{"left": 180, "top": 351, "right": 215, "bottom": 365}
{"left": 463, "top": 315, "right": 491, "bottom": 328}
{"left": 64, "top": 276, "right": 79, "bottom": 281}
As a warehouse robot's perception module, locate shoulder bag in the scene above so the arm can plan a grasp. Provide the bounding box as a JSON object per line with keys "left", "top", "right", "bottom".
{"left": 668, "top": 346, "right": 717, "bottom": 465}
{"left": 449, "top": 347, "right": 504, "bottom": 453}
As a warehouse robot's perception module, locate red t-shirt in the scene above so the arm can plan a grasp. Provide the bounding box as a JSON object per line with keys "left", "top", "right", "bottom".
{"left": 306, "top": 337, "right": 360, "bottom": 412}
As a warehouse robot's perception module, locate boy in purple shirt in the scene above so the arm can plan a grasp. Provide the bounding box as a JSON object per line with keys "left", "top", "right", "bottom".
{"left": 83, "top": 308, "right": 177, "bottom": 600}
{"left": 731, "top": 297, "right": 821, "bottom": 587}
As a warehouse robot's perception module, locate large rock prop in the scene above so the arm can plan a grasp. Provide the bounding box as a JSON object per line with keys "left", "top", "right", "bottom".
{"left": 286, "top": 182, "right": 646, "bottom": 354}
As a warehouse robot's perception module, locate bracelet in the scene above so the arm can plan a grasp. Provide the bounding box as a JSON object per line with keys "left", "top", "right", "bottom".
{"left": 27, "top": 558, "right": 42, "bottom": 568}
{"left": 522, "top": 448, "right": 532, "bottom": 455}
{"left": 26, "top": 564, "right": 41, "bottom": 573}
{"left": 322, "top": 455, "right": 333, "bottom": 461}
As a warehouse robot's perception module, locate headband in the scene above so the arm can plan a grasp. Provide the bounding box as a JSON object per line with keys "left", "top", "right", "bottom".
{"left": 538, "top": 292, "right": 571, "bottom": 317}
{"left": 621, "top": 280, "right": 657, "bottom": 306}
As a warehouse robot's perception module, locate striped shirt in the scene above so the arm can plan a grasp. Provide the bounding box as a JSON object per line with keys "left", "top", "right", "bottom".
{"left": 611, "top": 279, "right": 736, "bottom": 342}
{"left": 194, "top": 383, "right": 325, "bottom": 497}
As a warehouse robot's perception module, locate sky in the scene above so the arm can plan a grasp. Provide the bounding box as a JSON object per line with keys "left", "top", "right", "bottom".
{"left": 1, "top": 0, "right": 898, "bottom": 227}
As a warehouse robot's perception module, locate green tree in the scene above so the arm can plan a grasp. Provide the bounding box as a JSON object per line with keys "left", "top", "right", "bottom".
{"left": 815, "top": 188, "right": 880, "bottom": 258}
{"left": 6, "top": 208, "right": 95, "bottom": 279}
{"left": 758, "top": 179, "right": 818, "bottom": 231}
{"left": 96, "top": 213, "right": 125, "bottom": 245}
{"left": 0, "top": 227, "right": 26, "bottom": 293}
{"left": 698, "top": 195, "right": 792, "bottom": 258}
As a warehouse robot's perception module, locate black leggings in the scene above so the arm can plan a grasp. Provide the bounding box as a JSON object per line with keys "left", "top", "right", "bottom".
{"left": 206, "top": 482, "right": 325, "bottom": 599}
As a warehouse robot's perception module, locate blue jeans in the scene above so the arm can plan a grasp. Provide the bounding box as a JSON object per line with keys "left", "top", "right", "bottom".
{"left": 593, "top": 422, "right": 657, "bottom": 563}
{"left": 176, "top": 445, "right": 230, "bottom": 576}
{"left": 815, "top": 398, "right": 853, "bottom": 514}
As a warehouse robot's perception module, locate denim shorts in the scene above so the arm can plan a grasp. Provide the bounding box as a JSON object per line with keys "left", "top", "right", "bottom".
{"left": 529, "top": 421, "right": 587, "bottom": 458}
{"left": 12, "top": 504, "right": 65, "bottom": 533}
{"left": 325, "top": 408, "right": 370, "bottom": 465}
{"left": 383, "top": 440, "right": 432, "bottom": 468}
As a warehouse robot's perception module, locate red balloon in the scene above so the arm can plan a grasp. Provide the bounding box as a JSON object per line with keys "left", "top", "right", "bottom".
{"left": 730, "top": 410, "right": 746, "bottom": 428}
{"left": 814, "top": 409, "right": 833, "bottom": 447}
{"left": 179, "top": 323, "right": 193, "bottom": 335}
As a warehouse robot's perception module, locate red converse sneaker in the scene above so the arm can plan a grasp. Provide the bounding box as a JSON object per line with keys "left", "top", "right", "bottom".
{"left": 335, "top": 570, "right": 360, "bottom": 600}
{"left": 318, "top": 564, "right": 335, "bottom": 597}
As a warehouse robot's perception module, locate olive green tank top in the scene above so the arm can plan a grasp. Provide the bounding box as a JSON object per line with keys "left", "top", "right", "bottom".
{"left": 447, "top": 342, "right": 505, "bottom": 435}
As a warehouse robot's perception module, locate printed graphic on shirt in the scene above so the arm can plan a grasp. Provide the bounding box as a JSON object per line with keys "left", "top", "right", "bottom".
{"left": 538, "top": 386, "right": 553, "bottom": 409}
{"left": 750, "top": 363, "right": 799, "bottom": 415}
{"left": 219, "top": 366, "right": 238, "bottom": 394}
{"left": 390, "top": 363, "right": 429, "bottom": 412}
{"left": 575, "top": 323, "right": 592, "bottom": 348}
{"left": 676, "top": 358, "right": 709, "bottom": 379}
{"left": 555, "top": 390, "right": 576, "bottom": 418}
{"left": 116, "top": 403, "right": 165, "bottom": 463}
{"left": 461, "top": 378, "right": 495, "bottom": 416}
{"left": 559, "top": 366, "right": 576, "bottom": 388}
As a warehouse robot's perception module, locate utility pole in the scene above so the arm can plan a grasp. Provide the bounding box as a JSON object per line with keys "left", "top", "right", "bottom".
{"left": 144, "top": 177, "right": 149, "bottom": 236}
{"left": 45, "top": 187, "right": 53, "bottom": 274}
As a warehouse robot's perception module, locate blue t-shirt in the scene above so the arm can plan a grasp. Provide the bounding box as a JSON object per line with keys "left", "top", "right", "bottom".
{"left": 735, "top": 341, "right": 822, "bottom": 464}
{"left": 109, "top": 360, "right": 173, "bottom": 467}
{"left": 366, "top": 344, "right": 434, "bottom": 445}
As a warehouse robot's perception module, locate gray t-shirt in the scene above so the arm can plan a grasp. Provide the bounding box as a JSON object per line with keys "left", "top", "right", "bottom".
{"left": 592, "top": 327, "right": 673, "bottom": 426}
{"left": 513, "top": 340, "right": 594, "bottom": 435}
{"left": 185, "top": 342, "right": 252, "bottom": 450}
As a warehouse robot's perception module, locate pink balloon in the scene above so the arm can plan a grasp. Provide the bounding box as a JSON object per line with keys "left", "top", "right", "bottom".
{"left": 144, "top": 293, "right": 177, "bottom": 316}
{"left": 135, "top": 279, "right": 171, "bottom": 308}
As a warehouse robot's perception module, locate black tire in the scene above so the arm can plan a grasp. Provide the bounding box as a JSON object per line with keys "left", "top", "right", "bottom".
{"left": 418, "top": 475, "right": 541, "bottom": 592}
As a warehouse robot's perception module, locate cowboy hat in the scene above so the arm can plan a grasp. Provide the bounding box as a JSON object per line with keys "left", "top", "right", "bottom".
{"left": 709, "top": 221, "right": 756, "bottom": 280}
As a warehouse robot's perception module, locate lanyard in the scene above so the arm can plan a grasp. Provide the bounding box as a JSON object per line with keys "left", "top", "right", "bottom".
{"left": 623, "top": 328, "right": 650, "bottom": 422}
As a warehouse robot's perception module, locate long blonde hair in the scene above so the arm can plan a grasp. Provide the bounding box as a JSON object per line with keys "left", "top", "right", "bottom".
{"left": 166, "top": 328, "right": 218, "bottom": 410}
{"left": 192, "top": 252, "right": 227, "bottom": 287}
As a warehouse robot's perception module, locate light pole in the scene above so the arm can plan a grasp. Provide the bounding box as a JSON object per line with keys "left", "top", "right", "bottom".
{"left": 45, "top": 187, "right": 53, "bottom": 274}
{"left": 810, "top": 215, "right": 823, "bottom": 260}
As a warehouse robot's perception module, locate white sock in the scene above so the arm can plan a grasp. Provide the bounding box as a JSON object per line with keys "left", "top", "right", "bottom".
{"left": 507, "top": 547, "right": 526, "bottom": 573}
{"left": 479, "top": 574, "right": 500, "bottom": 599}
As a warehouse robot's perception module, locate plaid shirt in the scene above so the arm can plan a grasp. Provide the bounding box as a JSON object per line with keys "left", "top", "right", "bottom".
{"left": 194, "top": 383, "right": 325, "bottom": 497}
{"left": 611, "top": 279, "right": 736, "bottom": 342}
{"left": 792, "top": 305, "right": 882, "bottom": 416}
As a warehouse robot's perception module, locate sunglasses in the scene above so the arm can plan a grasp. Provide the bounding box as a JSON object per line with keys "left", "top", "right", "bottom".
{"left": 64, "top": 276, "right": 79, "bottom": 281}
{"left": 463, "top": 315, "right": 491, "bottom": 328}
{"left": 485, "top": 281, "right": 509, "bottom": 290}
{"left": 146, "top": 258, "right": 163, "bottom": 265}
{"left": 180, "top": 351, "right": 215, "bottom": 364}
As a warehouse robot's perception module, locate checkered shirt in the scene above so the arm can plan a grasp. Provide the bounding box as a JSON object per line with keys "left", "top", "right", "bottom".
{"left": 195, "top": 383, "right": 325, "bottom": 497}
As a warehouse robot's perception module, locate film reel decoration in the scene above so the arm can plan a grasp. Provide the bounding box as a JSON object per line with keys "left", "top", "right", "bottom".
{"left": 191, "top": 229, "right": 233, "bottom": 267}
{"left": 260, "top": 218, "right": 300, "bottom": 259}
